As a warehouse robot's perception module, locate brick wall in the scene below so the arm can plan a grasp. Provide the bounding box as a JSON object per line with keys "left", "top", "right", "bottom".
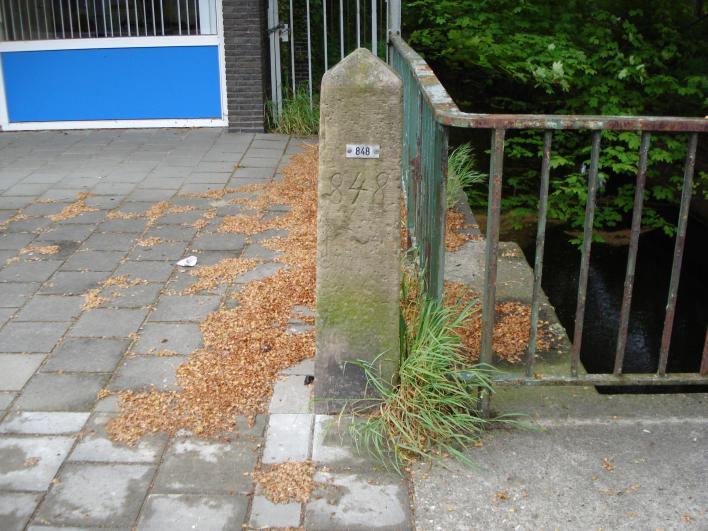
{"left": 222, "top": 0, "right": 268, "bottom": 132}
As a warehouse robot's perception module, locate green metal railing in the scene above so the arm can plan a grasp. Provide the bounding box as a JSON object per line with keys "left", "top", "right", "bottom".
{"left": 389, "top": 34, "right": 708, "bottom": 392}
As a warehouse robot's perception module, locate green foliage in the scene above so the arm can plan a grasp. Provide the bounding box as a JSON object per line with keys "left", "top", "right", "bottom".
{"left": 405, "top": 0, "right": 707, "bottom": 235}
{"left": 267, "top": 87, "right": 320, "bottom": 136}
{"left": 348, "top": 270, "right": 518, "bottom": 473}
{"left": 446, "top": 143, "right": 487, "bottom": 209}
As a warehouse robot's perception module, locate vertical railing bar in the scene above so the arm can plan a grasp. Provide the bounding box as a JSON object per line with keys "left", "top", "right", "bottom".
{"left": 76, "top": 0, "right": 81, "bottom": 37}
{"left": 42, "top": 0, "right": 49, "bottom": 38}
{"left": 700, "top": 328, "right": 708, "bottom": 376}
{"left": 185, "top": 0, "right": 190, "bottom": 35}
{"left": 657, "top": 132, "right": 698, "bottom": 375}
{"left": 24, "top": 1, "right": 31, "bottom": 39}
{"left": 323, "top": 0, "right": 328, "bottom": 71}
{"left": 142, "top": 0, "right": 147, "bottom": 36}
{"left": 67, "top": 0, "right": 73, "bottom": 38}
{"left": 306, "top": 0, "right": 312, "bottom": 106}
{"left": 125, "top": 0, "right": 130, "bottom": 36}
{"left": 101, "top": 0, "right": 107, "bottom": 36}
{"left": 371, "top": 0, "right": 377, "bottom": 55}
{"left": 34, "top": 0, "right": 41, "bottom": 39}
{"left": 338, "top": 0, "right": 343, "bottom": 59}
{"left": 571, "top": 130, "right": 602, "bottom": 377}
{"left": 58, "top": 0, "right": 65, "bottom": 38}
{"left": 51, "top": 0, "right": 57, "bottom": 38}
{"left": 133, "top": 0, "right": 139, "bottom": 37}
{"left": 355, "top": 0, "right": 360, "bottom": 47}
{"left": 93, "top": 0, "right": 99, "bottom": 36}
{"left": 613, "top": 131, "right": 651, "bottom": 374}
{"left": 526, "top": 130, "right": 553, "bottom": 377}
{"left": 151, "top": 0, "right": 156, "bottom": 35}
{"left": 289, "top": 0, "right": 295, "bottom": 94}
{"left": 117, "top": 0, "right": 122, "bottom": 36}
{"left": 85, "top": 0, "right": 91, "bottom": 38}
{"left": 413, "top": 89, "right": 423, "bottom": 263}
{"left": 480, "top": 128, "right": 506, "bottom": 415}
{"left": 7, "top": 0, "right": 17, "bottom": 40}
{"left": 430, "top": 121, "right": 448, "bottom": 301}
{"left": 1, "top": 0, "right": 8, "bottom": 40}
{"left": 176, "top": 0, "right": 181, "bottom": 35}
{"left": 193, "top": 0, "right": 197, "bottom": 34}
{"left": 159, "top": 0, "right": 164, "bottom": 35}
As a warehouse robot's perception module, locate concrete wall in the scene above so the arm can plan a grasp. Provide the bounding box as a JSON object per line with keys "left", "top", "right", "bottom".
{"left": 223, "top": 0, "right": 268, "bottom": 132}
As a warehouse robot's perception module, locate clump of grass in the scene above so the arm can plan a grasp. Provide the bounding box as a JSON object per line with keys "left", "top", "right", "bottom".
{"left": 348, "top": 269, "right": 516, "bottom": 472}
{"left": 267, "top": 87, "right": 319, "bottom": 135}
{"left": 446, "top": 143, "right": 486, "bottom": 209}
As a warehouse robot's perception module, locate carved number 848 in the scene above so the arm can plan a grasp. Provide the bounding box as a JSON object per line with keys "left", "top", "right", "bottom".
{"left": 328, "top": 172, "right": 388, "bottom": 206}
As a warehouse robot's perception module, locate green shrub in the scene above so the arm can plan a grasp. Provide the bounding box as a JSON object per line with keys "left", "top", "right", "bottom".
{"left": 267, "top": 87, "right": 320, "bottom": 136}
{"left": 446, "top": 143, "right": 486, "bottom": 209}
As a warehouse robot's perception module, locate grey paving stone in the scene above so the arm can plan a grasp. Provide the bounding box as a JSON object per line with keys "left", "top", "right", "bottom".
{"left": 235, "top": 262, "right": 285, "bottom": 284}
{"left": 0, "top": 232, "right": 35, "bottom": 249}
{"left": 166, "top": 270, "right": 228, "bottom": 296}
{"left": 0, "top": 354, "right": 45, "bottom": 391}
{"left": 69, "top": 412, "right": 167, "bottom": 463}
{"left": 70, "top": 308, "right": 148, "bottom": 337}
{"left": 138, "top": 494, "right": 248, "bottom": 531}
{"left": 144, "top": 224, "right": 199, "bottom": 241}
{"left": 128, "top": 241, "right": 187, "bottom": 261}
{"left": 0, "top": 492, "right": 42, "bottom": 531}
{"left": 239, "top": 157, "right": 280, "bottom": 169}
{"left": 0, "top": 322, "right": 70, "bottom": 353}
{"left": 0, "top": 412, "right": 89, "bottom": 434}
{"left": 191, "top": 233, "right": 246, "bottom": 252}
{"left": 100, "top": 282, "right": 163, "bottom": 308}
{"left": 185, "top": 172, "right": 231, "bottom": 184}
{"left": 21, "top": 203, "right": 65, "bottom": 217}
{"left": 241, "top": 243, "right": 281, "bottom": 261}
{"left": 0, "top": 307, "right": 15, "bottom": 327}
{"left": 15, "top": 296, "right": 84, "bottom": 322}
{"left": 250, "top": 496, "right": 301, "bottom": 529}
{"left": 113, "top": 260, "right": 174, "bottom": 282}
{"left": 92, "top": 182, "right": 136, "bottom": 196}
{"left": 269, "top": 375, "right": 313, "bottom": 414}
{"left": 232, "top": 167, "right": 274, "bottom": 179}
{"left": 0, "top": 436, "right": 74, "bottom": 491}
{"left": 311, "top": 415, "right": 378, "bottom": 472}
{"left": 42, "top": 338, "right": 129, "bottom": 372}
{"left": 109, "top": 355, "right": 186, "bottom": 391}
{"left": 156, "top": 210, "right": 204, "bottom": 225}
{"left": 3, "top": 217, "right": 52, "bottom": 233}
{"left": 0, "top": 260, "right": 63, "bottom": 282}
{"left": 13, "top": 373, "right": 107, "bottom": 411}
{"left": 133, "top": 322, "right": 202, "bottom": 354}
{"left": 60, "top": 250, "right": 126, "bottom": 272}
{"left": 34, "top": 224, "right": 94, "bottom": 242}
{"left": 281, "top": 358, "right": 315, "bottom": 375}
{"left": 18, "top": 241, "right": 79, "bottom": 261}
{"left": 152, "top": 437, "right": 258, "bottom": 494}
{"left": 93, "top": 394, "right": 119, "bottom": 413}
{"left": 97, "top": 218, "right": 148, "bottom": 233}
{"left": 149, "top": 295, "right": 220, "bottom": 322}
{"left": 81, "top": 232, "right": 136, "bottom": 251}
{"left": 35, "top": 463, "right": 153, "bottom": 527}
{"left": 39, "top": 271, "right": 110, "bottom": 295}
{"left": 0, "top": 392, "right": 17, "bottom": 409}
{"left": 245, "top": 147, "right": 285, "bottom": 159}
{"left": 305, "top": 471, "right": 412, "bottom": 530}
{"left": 262, "top": 414, "right": 314, "bottom": 464}
{"left": 0, "top": 196, "right": 34, "bottom": 209}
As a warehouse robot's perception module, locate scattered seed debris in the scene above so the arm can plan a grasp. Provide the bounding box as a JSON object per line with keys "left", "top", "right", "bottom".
{"left": 97, "top": 389, "right": 111, "bottom": 400}
{"left": 23, "top": 457, "right": 40, "bottom": 468}
{"left": 0, "top": 212, "right": 28, "bottom": 229}
{"left": 252, "top": 460, "right": 315, "bottom": 504}
{"left": 495, "top": 489, "right": 510, "bottom": 502}
{"left": 192, "top": 208, "right": 216, "bottom": 229}
{"left": 19, "top": 245, "right": 60, "bottom": 255}
{"left": 108, "top": 145, "right": 319, "bottom": 444}
{"left": 219, "top": 214, "right": 269, "bottom": 235}
{"left": 48, "top": 192, "right": 98, "bottom": 221}
{"left": 446, "top": 210, "right": 478, "bottom": 251}
{"left": 136, "top": 237, "right": 163, "bottom": 247}
{"left": 602, "top": 456, "right": 615, "bottom": 472}
{"left": 443, "top": 282, "right": 550, "bottom": 363}
{"left": 183, "top": 258, "right": 260, "bottom": 294}
{"left": 153, "top": 350, "right": 180, "bottom": 357}
{"left": 82, "top": 288, "right": 107, "bottom": 310}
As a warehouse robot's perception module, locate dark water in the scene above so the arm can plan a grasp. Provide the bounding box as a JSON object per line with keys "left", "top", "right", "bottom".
{"left": 520, "top": 218, "right": 708, "bottom": 393}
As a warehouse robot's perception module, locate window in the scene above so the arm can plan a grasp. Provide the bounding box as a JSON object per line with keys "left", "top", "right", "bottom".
{"left": 0, "top": 0, "right": 218, "bottom": 41}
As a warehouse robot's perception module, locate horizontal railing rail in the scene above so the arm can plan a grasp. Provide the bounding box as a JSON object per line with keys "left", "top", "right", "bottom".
{"left": 389, "top": 34, "right": 707, "bottom": 401}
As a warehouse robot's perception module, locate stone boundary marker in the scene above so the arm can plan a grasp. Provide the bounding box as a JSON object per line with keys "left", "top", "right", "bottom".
{"left": 315, "top": 48, "right": 403, "bottom": 413}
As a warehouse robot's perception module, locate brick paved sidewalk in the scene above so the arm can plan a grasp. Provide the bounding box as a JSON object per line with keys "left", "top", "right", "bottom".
{"left": 0, "top": 129, "right": 412, "bottom": 530}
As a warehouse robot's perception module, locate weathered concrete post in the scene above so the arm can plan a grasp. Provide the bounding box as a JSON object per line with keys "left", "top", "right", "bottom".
{"left": 315, "top": 48, "right": 403, "bottom": 413}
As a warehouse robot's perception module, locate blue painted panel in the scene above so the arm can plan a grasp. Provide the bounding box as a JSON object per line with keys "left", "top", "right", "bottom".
{"left": 2, "top": 46, "right": 221, "bottom": 122}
